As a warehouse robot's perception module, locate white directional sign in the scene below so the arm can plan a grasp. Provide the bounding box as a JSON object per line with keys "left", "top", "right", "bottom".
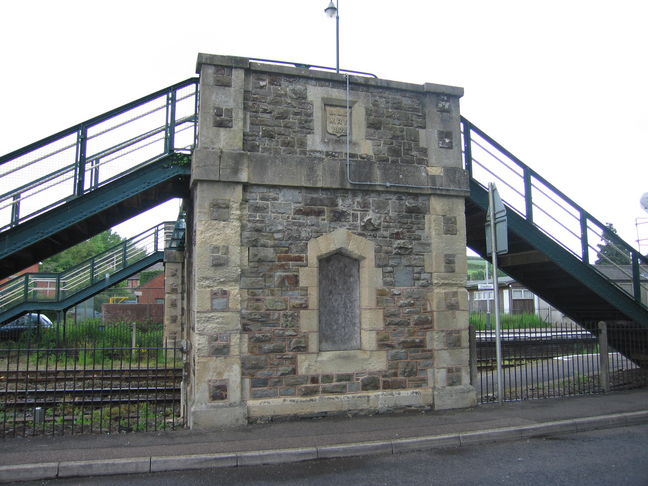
{"left": 485, "top": 184, "right": 508, "bottom": 256}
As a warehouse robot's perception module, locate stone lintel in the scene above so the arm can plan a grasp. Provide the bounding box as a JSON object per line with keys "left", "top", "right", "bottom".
{"left": 297, "top": 349, "right": 387, "bottom": 375}
{"left": 191, "top": 150, "right": 469, "bottom": 196}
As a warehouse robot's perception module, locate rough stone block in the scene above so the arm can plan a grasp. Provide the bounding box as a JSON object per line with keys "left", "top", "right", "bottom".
{"left": 209, "top": 380, "right": 229, "bottom": 401}
{"left": 211, "top": 289, "right": 229, "bottom": 311}
{"left": 210, "top": 200, "right": 231, "bottom": 221}
{"left": 442, "top": 215, "right": 458, "bottom": 235}
{"left": 433, "top": 385, "right": 477, "bottom": 410}
{"left": 249, "top": 247, "right": 275, "bottom": 262}
{"left": 437, "top": 130, "right": 453, "bottom": 149}
{"left": 360, "top": 376, "right": 380, "bottom": 391}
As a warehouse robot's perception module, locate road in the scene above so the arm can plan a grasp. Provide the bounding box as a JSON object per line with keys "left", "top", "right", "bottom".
{"left": 24, "top": 423, "right": 648, "bottom": 486}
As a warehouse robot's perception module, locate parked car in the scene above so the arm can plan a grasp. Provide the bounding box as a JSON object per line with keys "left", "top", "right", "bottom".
{"left": 0, "top": 313, "right": 54, "bottom": 340}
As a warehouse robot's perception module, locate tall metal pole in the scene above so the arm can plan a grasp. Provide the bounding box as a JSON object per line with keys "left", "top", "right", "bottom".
{"left": 488, "top": 183, "right": 504, "bottom": 405}
{"left": 335, "top": 0, "right": 340, "bottom": 73}
{"left": 325, "top": 0, "right": 340, "bottom": 73}
{"left": 335, "top": 4, "right": 340, "bottom": 74}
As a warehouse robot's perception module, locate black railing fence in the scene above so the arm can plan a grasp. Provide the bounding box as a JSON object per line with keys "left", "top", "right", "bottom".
{"left": 0, "top": 321, "right": 183, "bottom": 438}
{"left": 473, "top": 320, "right": 647, "bottom": 403}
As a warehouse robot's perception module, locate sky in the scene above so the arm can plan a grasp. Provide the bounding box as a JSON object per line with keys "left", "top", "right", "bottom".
{"left": 1, "top": 0, "right": 647, "bottom": 252}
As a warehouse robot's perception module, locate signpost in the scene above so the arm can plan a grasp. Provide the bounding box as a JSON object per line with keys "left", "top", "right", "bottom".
{"left": 485, "top": 183, "right": 508, "bottom": 405}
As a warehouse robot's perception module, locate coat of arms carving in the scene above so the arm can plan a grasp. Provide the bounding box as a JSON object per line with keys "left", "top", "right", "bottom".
{"left": 325, "top": 105, "right": 349, "bottom": 138}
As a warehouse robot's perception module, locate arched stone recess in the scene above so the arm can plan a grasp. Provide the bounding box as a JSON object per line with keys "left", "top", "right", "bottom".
{"left": 297, "top": 228, "right": 386, "bottom": 375}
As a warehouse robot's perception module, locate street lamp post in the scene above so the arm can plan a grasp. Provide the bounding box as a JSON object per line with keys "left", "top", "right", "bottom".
{"left": 324, "top": 0, "right": 339, "bottom": 73}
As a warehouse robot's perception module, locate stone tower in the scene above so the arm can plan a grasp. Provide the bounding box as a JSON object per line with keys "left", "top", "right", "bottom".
{"left": 174, "top": 54, "right": 475, "bottom": 427}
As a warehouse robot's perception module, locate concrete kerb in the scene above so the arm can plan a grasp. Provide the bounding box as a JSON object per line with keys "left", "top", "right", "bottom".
{"left": 1, "top": 410, "right": 647, "bottom": 483}
{"left": 57, "top": 457, "right": 151, "bottom": 478}
{"left": 151, "top": 453, "right": 237, "bottom": 473}
{"left": 0, "top": 463, "right": 58, "bottom": 484}
{"left": 237, "top": 447, "right": 318, "bottom": 467}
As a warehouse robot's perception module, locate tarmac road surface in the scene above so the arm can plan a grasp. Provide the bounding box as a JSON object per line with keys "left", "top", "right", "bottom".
{"left": 21, "top": 423, "right": 648, "bottom": 486}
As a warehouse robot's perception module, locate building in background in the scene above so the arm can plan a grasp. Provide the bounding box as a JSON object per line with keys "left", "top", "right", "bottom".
{"left": 466, "top": 277, "right": 575, "bottom": 326}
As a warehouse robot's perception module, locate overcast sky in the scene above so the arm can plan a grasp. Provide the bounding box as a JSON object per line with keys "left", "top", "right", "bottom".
{"left": 1, "top": 0, "right": 646, "bottom": 251}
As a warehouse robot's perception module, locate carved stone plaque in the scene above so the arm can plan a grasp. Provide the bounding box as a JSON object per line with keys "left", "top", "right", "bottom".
{"left": 319, "top": 252, "right": 360, "bottom": 351}
{"left": 325, "top": 105, "right": 348, "bottom": 138}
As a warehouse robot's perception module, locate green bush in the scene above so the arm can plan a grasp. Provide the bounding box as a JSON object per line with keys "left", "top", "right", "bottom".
{"left": 1, "top": 318, "right": 168, "bottom": 366}
{"left": 470, "top": 313, "right": 551, "bottom": 330}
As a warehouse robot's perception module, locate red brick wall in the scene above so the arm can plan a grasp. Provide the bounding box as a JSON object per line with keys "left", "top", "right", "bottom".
{"left": 102, "top": 303, "right": 163, "bottom": 323}
{"left": 138, "top": 273, "right": 165, "bottom": 304}
{"left": 0, "top": 264, "right": 39, "bottom": 286}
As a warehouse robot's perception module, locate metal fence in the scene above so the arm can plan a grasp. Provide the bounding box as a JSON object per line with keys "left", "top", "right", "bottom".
{"left": 474, "top": 320, "right": 648, "bottom": 403}
{"left": 0, "top": 321, "right": 183, "bottom": 438}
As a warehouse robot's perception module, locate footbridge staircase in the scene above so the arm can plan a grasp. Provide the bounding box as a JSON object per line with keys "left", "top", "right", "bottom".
{"left": 0, "top": 74, "right": 646, "bottom": 363}
{"left": 462, "top": 118, "right": 648, "bottom": 363}
{"left": 0, "top": 78, "right": 197, "bottom": 281}
{"left": 0, "top": 223, "right": 171, "bottom": 324}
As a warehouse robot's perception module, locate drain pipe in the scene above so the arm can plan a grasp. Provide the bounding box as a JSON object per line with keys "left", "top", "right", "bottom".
{"left": 343, "top": 74, "right": 467, "bottom": 193}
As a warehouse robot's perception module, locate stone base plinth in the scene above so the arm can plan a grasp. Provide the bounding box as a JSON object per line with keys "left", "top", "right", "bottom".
{"left": 433, "top": 385, "right": 477, "bottom": 410}
{"left": 188, "top": 403, "right": 247, "bottom": 429}
{"left": 247, "top": 389, "right": 434, "bottom": 420}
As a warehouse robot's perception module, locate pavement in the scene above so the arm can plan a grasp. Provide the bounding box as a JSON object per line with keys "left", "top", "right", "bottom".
{"left": 1, "top": 388, "right": 647, "bottom": 483}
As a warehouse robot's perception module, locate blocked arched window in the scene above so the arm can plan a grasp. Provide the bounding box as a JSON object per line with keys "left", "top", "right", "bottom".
{"left": 319, "top": 252, "right": 360, "bottom": 351}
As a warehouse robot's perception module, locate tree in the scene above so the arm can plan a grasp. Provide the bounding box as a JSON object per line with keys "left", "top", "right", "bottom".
{"left": 595, "top": 223, "right": 631, "bottom": 265}
{"left": 41, "top": 230, "right": 125, "bottom": 273}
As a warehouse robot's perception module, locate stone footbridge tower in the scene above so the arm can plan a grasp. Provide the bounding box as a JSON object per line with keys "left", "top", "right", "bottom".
{"left": 166, "top": 54, "right": 476, "bottom": 427}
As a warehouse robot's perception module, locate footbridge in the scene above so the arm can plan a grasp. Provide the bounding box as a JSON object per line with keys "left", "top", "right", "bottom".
{"left": 1, "top": 74, "right": 644, "bottom": 325}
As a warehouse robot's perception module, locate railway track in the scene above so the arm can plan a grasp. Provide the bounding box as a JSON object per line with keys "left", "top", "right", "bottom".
{"left": 0, "top": 367, "right": 182, "bottom": 409}
{"left": 1, "top": 367, "right": 182, "bottom": 382}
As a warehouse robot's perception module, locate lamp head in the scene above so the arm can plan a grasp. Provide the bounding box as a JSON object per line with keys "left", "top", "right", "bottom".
{"left": 325, "top": 0, "right": 337, "bottom": 18}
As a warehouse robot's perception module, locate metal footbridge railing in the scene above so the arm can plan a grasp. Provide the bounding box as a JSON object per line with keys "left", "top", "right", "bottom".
{"left": 0, "top": 78, "right": 198, "bottom": 280}
{"left": 0, "top": 223, "right": 171, "bottom": 324}
{"left": 0, "top": 79, "right": 197, "bottom": 231}
{"left": 462, "top": 117, "right": 648, "bottom": 327}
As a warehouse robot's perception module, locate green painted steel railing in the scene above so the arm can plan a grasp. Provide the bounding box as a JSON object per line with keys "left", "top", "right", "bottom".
{"left": 0, "top": 79, "right": 198, "bottom": 232}
{"left": 462, "top": 117, "right": 648, "bottom": 311}
{"left": 0, "top": 223, "right": 170, "bottom": 315}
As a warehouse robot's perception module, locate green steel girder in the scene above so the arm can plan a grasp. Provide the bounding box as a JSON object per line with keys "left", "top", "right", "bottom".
{"left": 0, "top": 156, "right": 189, "bottom": 280}
{"left": 467, "top": 179, "right": 648, "bottom": 328}
{"left": 0, "top": 252, "right": 164, "bottom": 325}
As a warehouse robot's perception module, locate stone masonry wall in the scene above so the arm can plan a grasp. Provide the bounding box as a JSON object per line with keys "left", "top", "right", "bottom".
{"left": 242, "top": 71, "right": 429, "bottom": 166}
{"left": 240, "top": 186, "right": 436, "bottom": 401}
